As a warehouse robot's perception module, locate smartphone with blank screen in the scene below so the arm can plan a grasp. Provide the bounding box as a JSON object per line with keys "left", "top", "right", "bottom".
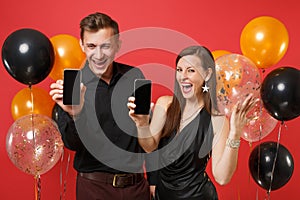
{"left": 63, "top": 69, "right": 81, "bottom": 105}
{"left": 134, "top": 79, "right": 152, "bottom": 115}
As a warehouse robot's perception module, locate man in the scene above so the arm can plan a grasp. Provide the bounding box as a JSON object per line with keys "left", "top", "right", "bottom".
{"left": 50, "top": 12, "right": 154, "bottom": 200}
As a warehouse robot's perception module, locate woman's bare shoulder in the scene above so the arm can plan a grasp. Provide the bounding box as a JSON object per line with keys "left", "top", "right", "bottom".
{"left": 155, "top": 96, "right": 173, "bottom": 111}
{"left": 156, "top": 95, "right": 173, "bottom": 105}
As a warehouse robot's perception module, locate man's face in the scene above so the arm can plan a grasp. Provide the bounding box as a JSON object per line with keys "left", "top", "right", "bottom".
{"left": 80, "top": 27, "right": 120, "bottom": 79}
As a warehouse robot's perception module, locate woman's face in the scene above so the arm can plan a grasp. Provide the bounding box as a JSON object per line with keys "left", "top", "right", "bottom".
{"left": 176, "top": 55, "right": 206, "bottom": 100}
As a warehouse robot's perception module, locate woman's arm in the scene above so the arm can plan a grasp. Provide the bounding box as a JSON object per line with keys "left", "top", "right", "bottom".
{"left": 211, "top": 94, "right": 257, "bottom": 185}
{"left": 128, "top": 95, "right": 172, "bottom": 152}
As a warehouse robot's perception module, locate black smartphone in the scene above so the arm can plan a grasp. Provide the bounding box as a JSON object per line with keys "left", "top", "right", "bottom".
{"left": 134, "top": 79, "right": 152, "bottom": 115}
{"left": 63, "top": 69, "right": 81, "bottom": 105}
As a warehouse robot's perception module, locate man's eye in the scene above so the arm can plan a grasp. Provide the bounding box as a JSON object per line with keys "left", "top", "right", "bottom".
{"left": 102, "top": 44, "right": 111, "bottom": 49}
{"left": 87, "top": 44, "right": 96, "bottom": 49}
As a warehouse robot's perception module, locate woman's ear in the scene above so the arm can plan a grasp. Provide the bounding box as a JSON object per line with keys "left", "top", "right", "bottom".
{"left": 205, "top": 68, "right": 213, "bottom": 82}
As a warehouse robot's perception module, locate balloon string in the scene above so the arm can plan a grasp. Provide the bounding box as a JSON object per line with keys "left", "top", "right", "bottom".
{"left": 60, "top": 148, "right": 71, "bottom": 200}
{"left": 255, "top": 99, "right": 263, "bottom": 200}
{"left": 29, "top": 85, "right": 34, "bottom": 113}
{"left": 257, "top": 141, "right": 261, "bottom": 195}
{"left": 34, "top": 175, "right": 41, "bottom": 200}
{"left": 258, "top": 99, "right": 263, "bottom": 141}
{"left": 29, "top": 86, "right": 37, "bottom": 170}
{"left": 267, "top": 121, "right": 284, "bottom": 194}
{"left": 247, "top": 141, "right": 252, "bottom": 199}
{"left": 59, "top": 149, "right": 64, "bottom": 199}
{"left": 30, "top": 85, "right": 40, "bottom": 199}
{"left": 264, "top": 191, "right": 271, "bottom": 200}
{"left": 237, "top": 184, "right": 240, "bottom": 200}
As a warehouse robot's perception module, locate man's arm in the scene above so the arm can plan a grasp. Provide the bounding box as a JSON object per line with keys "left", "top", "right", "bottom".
{"left": 54, "top": 104, "right": 85, "bottom": 151}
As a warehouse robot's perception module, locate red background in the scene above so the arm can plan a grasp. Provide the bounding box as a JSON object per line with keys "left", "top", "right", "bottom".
{"left": 0, "top": 0, "right": 299, "bottom": 199}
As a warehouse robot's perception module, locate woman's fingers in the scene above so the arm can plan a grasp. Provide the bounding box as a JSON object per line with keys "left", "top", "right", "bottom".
{"left": 238, "top": 94, "right": 258, "bottom": 114}
{"left": 241, "top": 94, "right": 253, "bottom": 108}
{"left": 129, "top": 108, "right": 135, "bottom": 115}
{"left": 128, "top": 96, "right": 135, "bottom": 103}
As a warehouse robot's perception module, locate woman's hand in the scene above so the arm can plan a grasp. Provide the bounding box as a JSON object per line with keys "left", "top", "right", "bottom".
{"left": 127, "top": 96, "right": 151, "bottom": 127}
{"left": 49, "top": 79, "right": 86, "bottom": 117}
{"left": 229, "top": 93, "right": 259, "bottom": 139}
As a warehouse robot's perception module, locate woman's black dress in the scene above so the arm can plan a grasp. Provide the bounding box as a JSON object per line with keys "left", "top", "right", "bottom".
{"left": 155, "top": 108, "right": 218, "bottom": 200}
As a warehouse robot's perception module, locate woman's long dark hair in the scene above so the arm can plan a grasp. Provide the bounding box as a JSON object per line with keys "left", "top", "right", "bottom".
{"left": 161, "top": 46, "right": 219, "bottom": 138}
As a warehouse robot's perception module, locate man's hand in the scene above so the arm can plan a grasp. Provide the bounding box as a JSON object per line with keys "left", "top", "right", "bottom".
{"left": 49, "top": 79, "right": 86, "bottom": 117}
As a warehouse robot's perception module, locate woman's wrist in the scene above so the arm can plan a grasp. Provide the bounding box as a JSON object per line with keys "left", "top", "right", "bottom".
{"left": 226, "top": 129, "right": 241, "bottom": 149}
{"left": 228, "top": 129, "right": 242, "bottom": 139}
{"left": 137, "top": 124, "right": 150, "bottom": 128}
{"left": 226, "top": 138, "right": 240, "bottom": 149}
{"left": 137, "top": 125, "right": 152, "bottom": 139}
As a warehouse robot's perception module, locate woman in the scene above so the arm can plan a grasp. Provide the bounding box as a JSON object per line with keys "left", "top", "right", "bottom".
{"left": 128, "top": 46, "right": 257, "bottom": 199}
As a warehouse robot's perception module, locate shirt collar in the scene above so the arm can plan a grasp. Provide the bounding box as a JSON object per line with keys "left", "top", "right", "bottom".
{"left": 81, "top": 61, "right": 125, "bottom": 84}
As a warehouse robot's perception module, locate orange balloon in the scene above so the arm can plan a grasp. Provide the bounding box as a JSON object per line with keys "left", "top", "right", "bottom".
{"left": 49, "top": 34, "right": 86, "bottom": 80}
{"left": 11, "top": 87, "right": 55, "bottom": 120}
{"left": 240, "top": 16, "right": 289, "bottom": 69}
{"left": 212, "top": 50, "right": 231, "bottom": 60}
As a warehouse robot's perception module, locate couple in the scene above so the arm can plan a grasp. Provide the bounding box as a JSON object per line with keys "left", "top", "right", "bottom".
{"left": 50, "top": 12, "right": 256, "bottom": 200}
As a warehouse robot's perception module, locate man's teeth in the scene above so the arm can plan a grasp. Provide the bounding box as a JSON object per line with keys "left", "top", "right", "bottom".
{"left": 95, "top": 60, "right": 106, "bottom": 65}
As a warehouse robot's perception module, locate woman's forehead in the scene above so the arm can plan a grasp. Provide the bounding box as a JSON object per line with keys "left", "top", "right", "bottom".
{"left": 177, "top": 55, "right": 202, "bottom": 68}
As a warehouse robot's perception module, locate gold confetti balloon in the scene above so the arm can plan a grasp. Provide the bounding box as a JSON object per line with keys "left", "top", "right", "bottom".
{"left": 215, "top": 54, "right": 262, "bottom": 116}
{"left": 6, "top": 114, "right": 64, "bottom": 176}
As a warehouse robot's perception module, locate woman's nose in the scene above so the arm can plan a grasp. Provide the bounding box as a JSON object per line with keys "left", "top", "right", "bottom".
{"left": 181, "top": 69, "right": 188, "bottom": 78}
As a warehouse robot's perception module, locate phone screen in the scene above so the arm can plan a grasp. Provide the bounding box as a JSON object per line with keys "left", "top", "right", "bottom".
{"left": 63, "top": 69, "right": 81, "bottom": 105}
{"left": 134, "top": 79, "right": 152, "bottom": 115}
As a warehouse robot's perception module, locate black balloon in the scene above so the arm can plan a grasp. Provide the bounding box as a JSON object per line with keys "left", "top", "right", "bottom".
{"left": 1, "top": 28, "right": 54, "bottom": 85}
{"left": 249, "top": 141, "right": 294, "bottom": 191}
{"left": 261, "top": 67, "right": 300, "bottom": 121}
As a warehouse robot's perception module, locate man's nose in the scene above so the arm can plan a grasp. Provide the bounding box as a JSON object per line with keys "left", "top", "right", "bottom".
{"left": 94, "top": 46, "right": 103, "bottom": 58}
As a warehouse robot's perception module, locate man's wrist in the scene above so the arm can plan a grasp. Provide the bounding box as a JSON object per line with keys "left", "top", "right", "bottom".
{"left": 69, "top": 111, "right": 82, "bottom": 120}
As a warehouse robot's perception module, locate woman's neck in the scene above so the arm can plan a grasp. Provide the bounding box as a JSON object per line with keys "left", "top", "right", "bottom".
{"left": 185, "top": 98, "right": 204, "bottom": 110}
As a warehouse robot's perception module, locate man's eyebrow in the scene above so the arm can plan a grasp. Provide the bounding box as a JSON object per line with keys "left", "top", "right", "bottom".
{"left": 85, "top": 41, "right": 112, "bottom": 46}
{"left": 85, "top": 42, "right": 96, "bottom": 45}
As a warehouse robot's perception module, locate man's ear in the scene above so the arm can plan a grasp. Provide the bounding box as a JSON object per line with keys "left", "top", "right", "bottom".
{"left": 116, "top": 39, "right": 122, "bottom": 52}
{"left": 205, "top": 68, "right": 213, "bottom": 82}
{"left": 79, "top": 39, "right": 85, "bottom": 52}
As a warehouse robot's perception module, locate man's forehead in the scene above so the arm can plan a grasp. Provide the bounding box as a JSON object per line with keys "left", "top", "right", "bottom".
{"left": 83, "top": 28, "right": 118, "bottom": 44}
